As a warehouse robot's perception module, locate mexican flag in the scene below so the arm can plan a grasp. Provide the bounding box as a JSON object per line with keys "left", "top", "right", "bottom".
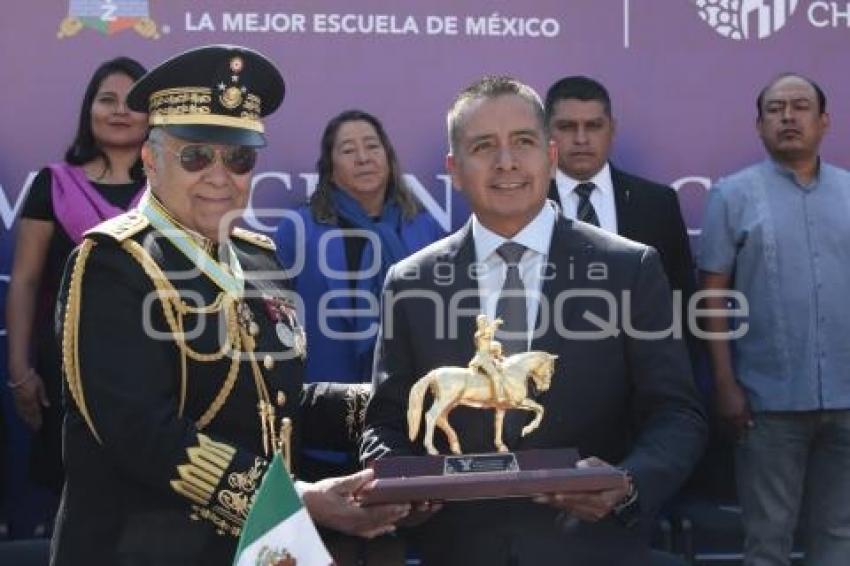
{"left": 233, "top": 453, "right": 334, "bottom": 566}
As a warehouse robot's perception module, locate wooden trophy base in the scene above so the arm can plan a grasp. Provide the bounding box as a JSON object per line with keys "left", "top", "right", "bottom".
{"left": 357, "top": 448, "right": 626, "bottom": 505}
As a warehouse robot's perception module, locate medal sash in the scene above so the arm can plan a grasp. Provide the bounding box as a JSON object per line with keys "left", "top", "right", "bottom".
{"left": 138, "top": 190, "right": 245, "bottom": 296}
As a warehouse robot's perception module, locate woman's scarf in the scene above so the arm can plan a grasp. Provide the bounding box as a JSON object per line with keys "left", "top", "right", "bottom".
{"left": 330, "top": 186, "right": 410, "bottom": 377}
{"left": 49, "top": 163, "right": 144, "bottom": 244}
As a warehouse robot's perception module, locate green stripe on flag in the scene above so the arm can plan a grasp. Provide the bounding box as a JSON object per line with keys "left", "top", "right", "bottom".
{"left": 235, "top": 453, "right": 302, "bottom": 555}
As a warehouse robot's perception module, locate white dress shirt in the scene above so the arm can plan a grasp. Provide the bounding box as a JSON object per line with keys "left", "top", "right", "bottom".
{"left": 471, "top": 201, "right": 556, "bottom": 348}
{"left": 555, "top": 162, "right": 618, "bottom": 234}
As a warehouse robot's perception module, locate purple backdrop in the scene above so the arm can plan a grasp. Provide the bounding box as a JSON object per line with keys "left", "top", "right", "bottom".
{"left": 1, "top": 0, "right": 849, "bottom": 346}
{"left": 1, "top": 0, "right": 848, "bottom": 533}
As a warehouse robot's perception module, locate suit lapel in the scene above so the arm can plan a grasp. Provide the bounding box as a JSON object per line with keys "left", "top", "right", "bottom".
{"left": 505, "top": 217, "right": 594, "bottom": 447}
{"left": 439, "top": 222, "right": 479, "bottom": 359}
{"left": 547, "top": 178, "right": 561, "bottom": 207}
{"left": 533, "top": 216, "right": 589, "bottom": 355}
{"left": 611, "top": 165, "right": 635, "bottom": 239}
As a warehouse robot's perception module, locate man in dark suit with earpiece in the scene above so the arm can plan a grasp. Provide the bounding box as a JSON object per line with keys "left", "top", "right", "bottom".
{"left": 544, "top": 76, "right": 697, "bottom": 362}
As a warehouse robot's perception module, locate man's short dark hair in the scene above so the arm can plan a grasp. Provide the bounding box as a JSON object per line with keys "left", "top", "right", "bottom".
{"left": 757, "top": 73, "right": 827, "bottom": 118}
{"left": 447, "top": 75, "right": 545, "bottom": 155}
{"left": 544, "top": 76, "right": 612, "bottom": 123}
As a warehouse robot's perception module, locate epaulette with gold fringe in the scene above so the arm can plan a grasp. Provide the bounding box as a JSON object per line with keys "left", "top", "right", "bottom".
{"left": 231, "top": 227, "right": 275, "bottom": 251}
{"left": 84, "top": 210, "right": 150, "bottom": 242}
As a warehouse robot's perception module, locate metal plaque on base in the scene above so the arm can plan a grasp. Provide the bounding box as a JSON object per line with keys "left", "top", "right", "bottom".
{"left": 357, "top": 448, "right": 626, "bottom": 505}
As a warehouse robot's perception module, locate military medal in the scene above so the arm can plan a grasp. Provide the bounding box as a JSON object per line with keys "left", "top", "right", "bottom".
{"left": 294, "top": 325, "right": 307, "bottom": 360}
{"left": 263, "top": 295, "right": 306, "bottom": 360}
{"left": 276, "top": 321, "right": 295, "bottom": 347}
{"left": 262, "top": 294, "right": 286, "bottom": 322}
{"left": 276, "top": 322, "right": 307, "bottom": 360}
{"left": 282, "top": 305, "right": 306, "bottom": 360}
{"left": 236, "top": 301, "right": 257, "bottom": 336}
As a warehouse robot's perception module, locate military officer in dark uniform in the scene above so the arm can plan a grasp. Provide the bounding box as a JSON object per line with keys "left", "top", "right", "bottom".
{"left": 52, "top": 45, "right": 410, "bottom": 566}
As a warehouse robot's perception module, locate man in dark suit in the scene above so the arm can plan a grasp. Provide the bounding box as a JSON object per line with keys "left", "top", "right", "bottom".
{"left": 544, "top": 76, "right": 696, "bottom": 347}
{"left": 361, "top": 76, "right": 706, "bottom": 565}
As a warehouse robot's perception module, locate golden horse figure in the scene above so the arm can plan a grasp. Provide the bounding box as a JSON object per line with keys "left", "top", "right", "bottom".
{"left": 407, "top": 351, "right": 558, "bottom": 455}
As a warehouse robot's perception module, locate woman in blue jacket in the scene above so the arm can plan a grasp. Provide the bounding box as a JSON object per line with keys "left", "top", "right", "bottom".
{"left": 275, "top": 108, "right": 443, "bottom": 406}
{"left": 276, "top": 109, "right": 442, "bottom": 563}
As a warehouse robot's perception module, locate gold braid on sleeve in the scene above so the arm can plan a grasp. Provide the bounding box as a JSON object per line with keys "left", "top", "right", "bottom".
{"left": 171, "top": 434, "right": 267, "bottom": 537}
{"left": 62, "top": 239, "right": 102, "bottom": 443}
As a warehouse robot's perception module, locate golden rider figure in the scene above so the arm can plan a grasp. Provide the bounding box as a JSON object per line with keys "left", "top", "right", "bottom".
{"left": 469, "top": 314, "right": 507, "bottom": 403}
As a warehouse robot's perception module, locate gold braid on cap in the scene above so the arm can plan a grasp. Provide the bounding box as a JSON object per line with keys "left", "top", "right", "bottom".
{"left": 147, "top": 86, "right": 263, "bottom": 132}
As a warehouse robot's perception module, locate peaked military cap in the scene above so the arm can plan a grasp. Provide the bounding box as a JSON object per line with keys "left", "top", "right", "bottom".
{"left": 127, "top": 44, "right": 284, "bottom": 147}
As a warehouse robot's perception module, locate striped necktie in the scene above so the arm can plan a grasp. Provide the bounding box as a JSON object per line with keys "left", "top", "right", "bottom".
{"left": 495, "top": 241, "right": 529, "bottom": 355}
{"left": 574, "top": 182, "right": 600, "bottom": 227}
{"left": 495, "top": 241, "right": 530, "bottom": 448}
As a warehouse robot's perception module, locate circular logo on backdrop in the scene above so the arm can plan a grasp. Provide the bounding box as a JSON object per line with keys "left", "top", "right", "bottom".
{"left": 694, "top": 0, "right": 799, "bottom": 41}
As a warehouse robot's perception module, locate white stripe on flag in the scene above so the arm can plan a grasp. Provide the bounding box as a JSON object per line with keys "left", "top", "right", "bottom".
{"left": 234, "top": 508, "right": 333, "bottom": 566}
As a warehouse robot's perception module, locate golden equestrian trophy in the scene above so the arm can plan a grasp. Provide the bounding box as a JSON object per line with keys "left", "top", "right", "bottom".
{"left": 358, "top": 316, "right": 626, "bottom": 504}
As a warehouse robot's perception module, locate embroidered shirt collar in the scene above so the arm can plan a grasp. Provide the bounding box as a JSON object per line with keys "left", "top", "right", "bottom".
{"left": 767, "top": 157, "right": 821, "bottom": 190}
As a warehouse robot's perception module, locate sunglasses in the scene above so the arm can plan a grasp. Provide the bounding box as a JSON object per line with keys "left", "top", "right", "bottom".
{"left": 163, "top": 144, "right": 258, "bottom": 175}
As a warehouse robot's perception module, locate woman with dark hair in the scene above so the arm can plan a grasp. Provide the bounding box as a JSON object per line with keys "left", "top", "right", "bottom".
{"left": 274, "top": 110, "right": 443, "bottom": 473}
{"left": 6, "top": 56, "right": 148, "bottom": 494}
